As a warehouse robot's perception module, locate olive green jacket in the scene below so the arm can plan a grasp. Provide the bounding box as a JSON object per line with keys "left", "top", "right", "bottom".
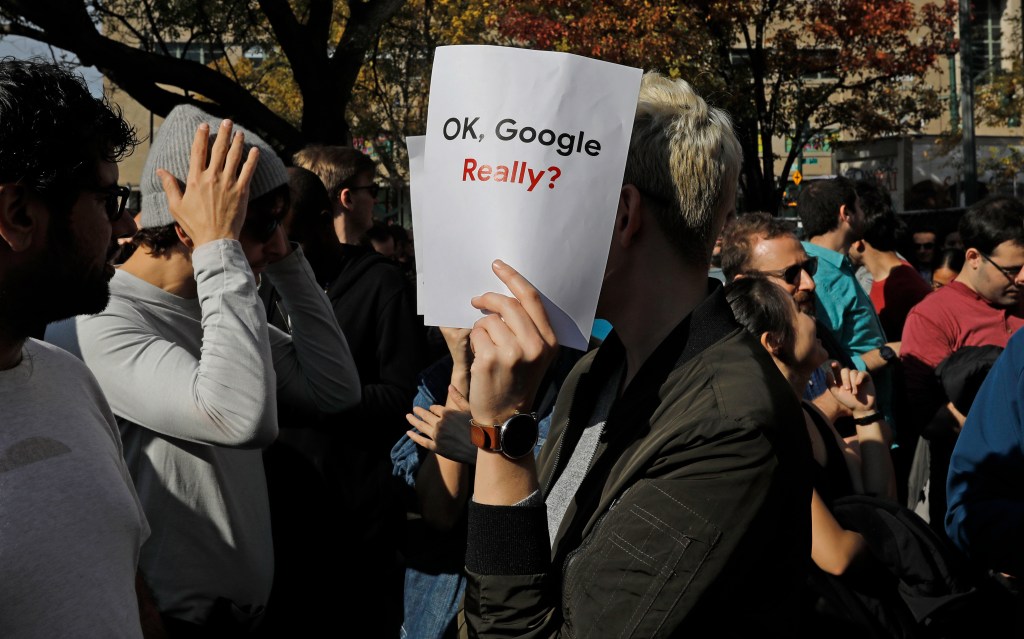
{"left": 464, "top": 286, "right": 811, "bottom": 638}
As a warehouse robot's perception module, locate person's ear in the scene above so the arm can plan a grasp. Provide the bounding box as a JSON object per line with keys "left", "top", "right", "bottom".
{"left": 338, "top": 187, "right": 354, "bottom": 212}
{"left": 964, "top": 247, "right": 981, "bottom": 269}
{"left": 0, "top": 184, "right": 39, "bottom": 252}
{"left": 760, "top": 331, "right": 783, "bottom": 356}
{"left": 614, "top": 184, "right": 645, "bottom": 249}
{"left": 851, "top": 239, "right": 865, "bottom": 254}
{"left": 174, "top": 223, "right": 196, "bottom": 252}
{"left": 838, "top": 204, "right": 850, "bottom": 226}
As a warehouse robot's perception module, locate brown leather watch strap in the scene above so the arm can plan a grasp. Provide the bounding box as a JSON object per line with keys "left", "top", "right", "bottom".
{"left": 470, "top": 420, "right": 500, "bottom": 451}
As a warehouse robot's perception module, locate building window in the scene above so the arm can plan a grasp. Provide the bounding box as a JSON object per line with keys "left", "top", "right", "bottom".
{"left": 972, "top": 0, "right": 1007, "bottom": 84}
{"left": 164, "top": 42, "right": 226, "bottom": 65}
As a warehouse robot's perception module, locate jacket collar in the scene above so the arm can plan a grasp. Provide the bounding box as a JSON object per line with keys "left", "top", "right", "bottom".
{"left": 589, "top": 279, "right": 740, "bottom": 407}
{"left": 803, "top": 241, "right": 849, "bottom": 271}
{"left": 555, "top": 279, "right": 741, "bottom": 465}
{"left": 545, "top": 280, "right": 743, "bottom": 562}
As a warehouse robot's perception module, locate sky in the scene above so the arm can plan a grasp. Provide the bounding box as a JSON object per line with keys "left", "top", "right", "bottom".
{"left": 0, "top": 35, "right": 104, "bottom": 96}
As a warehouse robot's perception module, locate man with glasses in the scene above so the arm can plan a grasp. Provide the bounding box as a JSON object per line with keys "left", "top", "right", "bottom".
{"left": 0, "top": 58, "right": 154, "bottom": 638}
{"left": 901, "top": 196, "right": 1024, "bottom": 525}
{"left": 47, "top": 104, "right": 360, "bottom": 634}
{"left": 720, "top": 211, "right": 856, "bottom": 395}
{"left": 289, "top": 146, "right": 420, "bottom": 634}
{"left": 720, "top": 211, "right": 818, "bottom": 312}
{"left": 293, "top": 145, "right": 380, "bottom": 246}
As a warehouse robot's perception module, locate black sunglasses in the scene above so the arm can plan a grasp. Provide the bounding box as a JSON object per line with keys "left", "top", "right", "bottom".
{"left": 750, "top": 256, "right": 818, "bottom": 286}
{"left": 84, "top": 184, "right": 131, "bottom": 222}
{"left": 915, "top": 242, "right": 935, "bottom": 250}
{"left": 242, "top": 216, "right": 281, "bottom": 243}
{"left": 348, "top": 184, "right": 381, "bottom": 198}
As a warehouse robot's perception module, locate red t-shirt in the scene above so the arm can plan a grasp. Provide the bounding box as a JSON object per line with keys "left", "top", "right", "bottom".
{"left": 869, "top": 263, "right": 933, "bottom": 340}
{"left": 901, "top": 281, "right": 1024, "bottom": 430}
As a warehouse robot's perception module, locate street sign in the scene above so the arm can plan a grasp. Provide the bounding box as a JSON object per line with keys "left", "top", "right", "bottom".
{"left": 792, "top": 170, "right": 803, "bottom": 185}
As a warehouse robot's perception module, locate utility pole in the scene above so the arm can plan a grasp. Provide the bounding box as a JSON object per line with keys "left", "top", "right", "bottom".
{"left": 959, "top": 0, "right": 978, "bottom": 205}
{"left": 948, "top": 51, "right": 959, "bottom": 130}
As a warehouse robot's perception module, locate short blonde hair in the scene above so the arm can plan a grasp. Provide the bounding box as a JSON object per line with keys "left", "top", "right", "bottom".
{"left": 292, "top": 144, "right": 376, "bottom": 200}
{"left": 623, "top": 73, "right": 742, "bottom": 265}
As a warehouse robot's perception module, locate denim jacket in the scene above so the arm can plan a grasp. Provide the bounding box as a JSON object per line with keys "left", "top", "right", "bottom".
{"left": 391, "top": 350, "right": 577, "bottom": 639}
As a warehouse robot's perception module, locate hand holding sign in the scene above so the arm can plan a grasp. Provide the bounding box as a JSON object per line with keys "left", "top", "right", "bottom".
{"left": 468, "top": 260, "right": 559, "bottom": 426}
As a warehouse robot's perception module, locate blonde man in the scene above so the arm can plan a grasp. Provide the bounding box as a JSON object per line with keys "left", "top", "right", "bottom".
{"left": 455, "top": 73, "right": 811, "bottom": 636}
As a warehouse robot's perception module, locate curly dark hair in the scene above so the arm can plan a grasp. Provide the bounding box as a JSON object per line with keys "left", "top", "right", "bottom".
{"left": 0, "top": 58, "right": 138, "bottom": 210}
{"left": 131, "top": 223, "right": 182, "bottom": 257}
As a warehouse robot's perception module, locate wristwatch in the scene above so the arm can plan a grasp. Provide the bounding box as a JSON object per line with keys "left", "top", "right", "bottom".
{"left": 852, "top": 412, "right": 883, "bottom": 425}
{"left": 470, "top": 412, "right": 539, "bottom": 459}
{"left": 879, "top": 345, "right": 897, "bottom": 365}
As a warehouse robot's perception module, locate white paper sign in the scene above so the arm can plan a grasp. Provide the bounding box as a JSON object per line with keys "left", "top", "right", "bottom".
{"left": 419, "top": 45, "right": 641, "bottom": 350}
{"left": 406, "top": 135, "right": 426, "bottom": 314}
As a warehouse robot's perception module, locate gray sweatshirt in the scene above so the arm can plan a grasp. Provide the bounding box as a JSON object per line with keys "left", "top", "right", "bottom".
{"left": 0, "top": 339, "right": 149, "bottom": 638}
{"left": 47, "top": 240, "right": 359, "bottom": 624}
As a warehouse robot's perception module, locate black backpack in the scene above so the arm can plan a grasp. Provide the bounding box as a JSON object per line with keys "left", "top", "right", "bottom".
{"left": 807, "top": 494, "right": 1013, "bottom": 638}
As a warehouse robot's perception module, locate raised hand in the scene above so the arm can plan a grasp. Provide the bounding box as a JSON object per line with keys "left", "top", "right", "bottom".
{"left": 826, "top": 361, "right": 877, "bottom": 414}
{"left": 468, "top": 260, "right": 558, "bottom": 426}
{"left": 157, "top": 119, "right": 260, "bottom": 248}
{"left": 406, "top": 385, "right": 477, "bottom": 465}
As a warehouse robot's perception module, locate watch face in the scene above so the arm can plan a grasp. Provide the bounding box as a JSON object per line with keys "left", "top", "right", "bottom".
{"left": 880, "top": 345, "right": 896, "bottom": 362}
{"left": 500, "top": 413, "right": 539, "bottom": 459}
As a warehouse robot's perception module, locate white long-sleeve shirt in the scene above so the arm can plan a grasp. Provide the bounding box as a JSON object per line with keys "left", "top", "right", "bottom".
{"left": 47, "top": 240, "right": 359, "bottom": 624}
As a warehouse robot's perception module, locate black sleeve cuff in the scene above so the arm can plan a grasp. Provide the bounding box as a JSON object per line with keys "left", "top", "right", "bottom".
{"left": 466, "top": 501, "right": 550, "bottom": 575}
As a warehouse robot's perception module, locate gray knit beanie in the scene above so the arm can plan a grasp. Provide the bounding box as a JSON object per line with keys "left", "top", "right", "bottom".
{"left": 140, "top": 104, "right": 288, "bottom": 228}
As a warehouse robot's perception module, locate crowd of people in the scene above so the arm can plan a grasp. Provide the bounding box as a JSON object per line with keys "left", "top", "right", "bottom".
{"left": 2, "top": 56, "right": 1024, "bottom": 639}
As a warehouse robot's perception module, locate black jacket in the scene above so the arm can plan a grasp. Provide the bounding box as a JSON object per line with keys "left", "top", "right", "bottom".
{"left": 260, "top": 244, "right": 419, "bottom": 636}
{"left": 464, "top": 285, "right": 812, "bottom": 638}
{"left": 264, "top": 244, "right": 421, "bottom": 453}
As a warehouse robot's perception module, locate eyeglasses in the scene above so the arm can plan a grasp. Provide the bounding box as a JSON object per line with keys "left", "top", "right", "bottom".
{"left": 979, "top": 251, "right": 1023, "bottom": 285}
{"left": 348, "top": 184, "right": 380, "bottom": 198}
{"left": 84, "top": 184, "right": 131, "bottom": 222}
{"left": 914, "top": 242, "right": 935, "bottom": 250}
{"left": 749, "top": 256, "right": 818, "bottom": 287}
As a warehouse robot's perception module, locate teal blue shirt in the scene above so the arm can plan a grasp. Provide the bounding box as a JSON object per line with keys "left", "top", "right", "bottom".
{"left": 803, "top": 242, "right": 894, "bottom": 420}
{"left": 803, "top": 242, "right": 887, "bottom": 365}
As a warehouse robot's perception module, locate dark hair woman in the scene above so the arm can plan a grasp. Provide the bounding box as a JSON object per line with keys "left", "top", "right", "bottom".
{"left": 725, "top": 276, "right": 897, "bottom": 575}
